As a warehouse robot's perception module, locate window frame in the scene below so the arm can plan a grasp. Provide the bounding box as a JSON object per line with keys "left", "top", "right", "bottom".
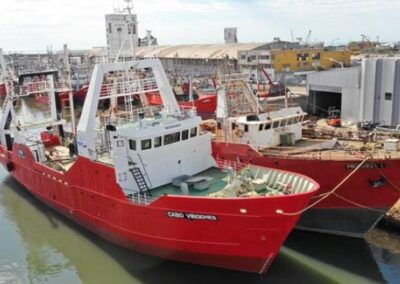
{"left": 164, "top": 132, "right": 181, "bottom": 146}
{"left": 129, "top": 139, "right": 136, "bottom": 151}
{"left": 141, "top": 139, "right": 152, "bottom": 150}
{"left": 190, "top": 127, "right": 197, "bottom": 138}
{"left": 154, "top": 136, "right": 162, "bottom": 148}
{"left": 182, "top": 129, "right": 189, "bottom": 140}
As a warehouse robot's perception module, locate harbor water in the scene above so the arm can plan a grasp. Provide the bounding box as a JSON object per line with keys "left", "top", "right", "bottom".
{"left": 0, "top": 98, "right": 400, "bottom": 283}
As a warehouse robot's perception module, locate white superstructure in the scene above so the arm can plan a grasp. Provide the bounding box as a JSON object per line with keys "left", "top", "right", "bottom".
{"left": 77, "top": 58, "right": 216, "bottom": 194}
{"left": 215, "top": 76, "right": 306, "bottom": 148}
{"left": 105, "top": 1, "right": 138, "bottom": 60}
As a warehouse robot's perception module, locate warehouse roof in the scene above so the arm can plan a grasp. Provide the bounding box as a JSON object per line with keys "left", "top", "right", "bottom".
{"left": 134, "top": 43, "right": 268, "bottom": 60}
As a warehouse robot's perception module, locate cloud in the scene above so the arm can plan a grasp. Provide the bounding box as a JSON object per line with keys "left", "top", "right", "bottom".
{"left": 0, "top": 0, "right": 399, "bottom": 51}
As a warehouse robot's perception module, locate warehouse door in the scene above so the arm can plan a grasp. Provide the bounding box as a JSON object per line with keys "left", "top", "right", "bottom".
{"left": 309, "top": 90, "right": 342, "bottom": 117}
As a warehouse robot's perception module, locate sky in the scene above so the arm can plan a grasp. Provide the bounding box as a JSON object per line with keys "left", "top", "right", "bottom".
{"left": 0, "top": 0, "right": 399, "bottom": 52}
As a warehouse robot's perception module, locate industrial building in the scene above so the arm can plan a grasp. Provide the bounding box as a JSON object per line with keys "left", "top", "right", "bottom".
{"left": 307, "top": 58, "right": 400, "bottom": 126}
{"left": 133, "top": 39, "right": 303, "bottom": 77}
{"left": 134, "top": 43, "right": 268, "bottom": 75}
{"left": 271, "top": 49, "right": 351, "bottom": 73}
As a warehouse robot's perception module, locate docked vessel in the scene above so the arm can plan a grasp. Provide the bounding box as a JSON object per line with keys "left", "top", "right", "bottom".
{"left": 209, "top": 76, "right": 400, "bottom": 238}
{"left": 0, "top": 59, "right": 318, "bottom": 273}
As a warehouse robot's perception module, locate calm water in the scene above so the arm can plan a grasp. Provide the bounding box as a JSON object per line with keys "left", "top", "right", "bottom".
{"left": 0, "top": 98, "right": 400, "bottom": 283}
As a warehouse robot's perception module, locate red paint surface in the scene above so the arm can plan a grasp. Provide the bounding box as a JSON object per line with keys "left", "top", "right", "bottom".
{"left": 147, "top": 93, "right": 216, "bottom": 112}
{"left": 0, "top": 144, "right": 318, "bottom": 273}
{"left": 0, "top": 84, "right": 6, "bottom": 98}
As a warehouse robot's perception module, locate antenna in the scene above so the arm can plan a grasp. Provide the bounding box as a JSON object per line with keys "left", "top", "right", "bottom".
{"left": 124, "top": 0, "right": 133, "bottom": 14}
{"left": 123, "top": 0, "right": 136, "bottom": 59}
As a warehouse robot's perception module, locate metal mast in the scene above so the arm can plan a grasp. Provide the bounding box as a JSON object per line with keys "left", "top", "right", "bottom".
{"left": 63, "top": 44, "right": 76, "bottom": 135}
{"left": 124, "top": 0, "right": 136, "bottom": 60}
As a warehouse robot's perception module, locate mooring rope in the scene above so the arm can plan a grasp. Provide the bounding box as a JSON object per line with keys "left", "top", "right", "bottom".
{"left": 375, "top": 165, "right": 400, "bottom": 194}
{"left": 331, "top": 192, "right": 385, "bottom": 213}
{"left": 276, "top": 157, "right": 371, "bottom": 216}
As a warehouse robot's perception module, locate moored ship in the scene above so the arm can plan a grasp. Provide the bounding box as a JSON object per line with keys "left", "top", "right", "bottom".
{"left": 209, "top": 76, "right": 400, "bottom": 238}
{"left": 0, "top": 58, "right": 319, "bottom": 273}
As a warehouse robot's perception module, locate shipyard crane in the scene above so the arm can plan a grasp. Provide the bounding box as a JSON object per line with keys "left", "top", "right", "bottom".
{"left": 361, "top": 34, "right": 371, "bottom": 42}
{"left": 304, "top": 30, "right": 312, "bottom": 46}
{"left": 257, "top": 65, "right": 288, "bottom": 97}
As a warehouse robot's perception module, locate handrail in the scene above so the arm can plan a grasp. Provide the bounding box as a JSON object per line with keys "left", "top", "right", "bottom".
{"left": 137, "top": 153, "right": 153, "bottom": 189}
{"left": 129, "top": 192, "right": 157, "bottom": 205}
{"left": 215, "top": 158, "right": 249, "bottom": 172}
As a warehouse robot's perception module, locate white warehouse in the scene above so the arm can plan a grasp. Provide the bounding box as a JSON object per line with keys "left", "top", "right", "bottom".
{"left": 307, "top": 58, "right": 400, "bottom": 126}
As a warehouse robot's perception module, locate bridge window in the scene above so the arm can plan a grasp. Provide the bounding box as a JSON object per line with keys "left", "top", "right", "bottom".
{"left": 294, "top": 116, "right": 300, "bottom": 124}
{"left": 287, "top": 118, "right": 293, "bottom": 125}
{"left": 264, "top": 123, "right": 271, "bottom": 130}
{"left": 244, "top": 125, "right": 249, "bottom": 132}
{"left": 129, "top": 139, "right": 136, "bottom": 151}
{"left": 164, "top": 132, "right": 181, "bottom": 145}
{"left": 182, "top": 129, "right": 189, "bottom": 140}
{"left": 272, "top": 120, "right": 280, "bottom": 128}
{"left": 141, "top": 139, "right": 152, "bottom": 150}
{"left": 259, "top": 124, "right": 264, "bottom": 131}
{"left": 154, "top": 136, "right": 162, "bottom": 148}
{"left": 281, "top": 119, "right": 287, "bottom": 127}
{"left": 190, "top": 127, "right": 197, "bottom": 138}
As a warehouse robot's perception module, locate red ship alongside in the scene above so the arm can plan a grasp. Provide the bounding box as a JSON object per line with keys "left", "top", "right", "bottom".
{"left": 209, "top": 79, "right": 400, "bottom": 238}
{"left": 212, "top": 142, "right": 400, "bottom": 237}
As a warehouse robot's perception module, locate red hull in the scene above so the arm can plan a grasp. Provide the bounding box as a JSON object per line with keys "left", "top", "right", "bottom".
{"left": 147, "top": 93, "right": 217, "bottom": 118}
{"left": 0, "top": 144, "right": 317, "bottom": 273}
{"left": 212, "top": 142, "right": 400, "bottom": 236}
{"left": 0, "top": 83, "right": 7, "bottom": 98}
{"left": 59, "top": 85, "right": 89, "bottom": 105}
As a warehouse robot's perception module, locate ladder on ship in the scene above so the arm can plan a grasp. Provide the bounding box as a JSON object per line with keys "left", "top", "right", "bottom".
{"left": 129, "top": 166, "right": 151, "bottom": 195}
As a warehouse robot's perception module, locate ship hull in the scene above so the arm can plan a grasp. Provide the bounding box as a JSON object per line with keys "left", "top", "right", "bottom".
{"left": 147, "top": 93, "right": 216, "bottom": 119}
{"left": 0, "top": 144, "right": 316, "bottom": 274}
{"left": 212, "top": 142, "right": 400, "bottom": 238}
{"left": 296, "top": 208, "right": 384, "bottom": 237}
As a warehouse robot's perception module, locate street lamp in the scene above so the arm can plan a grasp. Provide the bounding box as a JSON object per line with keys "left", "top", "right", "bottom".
{"left": 327, "top": 58, "right": 344, "bottom": 69}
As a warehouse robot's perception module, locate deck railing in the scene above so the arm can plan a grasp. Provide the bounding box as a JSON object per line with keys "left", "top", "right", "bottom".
{"left": 215, "top": 158, "right": 249, "bottom": 172}
{"left": 128, "top": 192, "right": 157, "bottom": 205}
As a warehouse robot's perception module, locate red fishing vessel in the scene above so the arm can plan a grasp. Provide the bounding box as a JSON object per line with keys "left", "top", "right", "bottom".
{"left": 209, "top": 77, "right": 400, "bottom": 238}
{"left": 0, "top": 59, "right": 319, "bottom": 274}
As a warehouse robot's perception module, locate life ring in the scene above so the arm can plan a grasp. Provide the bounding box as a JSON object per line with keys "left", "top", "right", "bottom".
{"left": 235, "top": 129, "right": 244, "bottom": 138}
{"left": 6, "top": 161, "right": 13, "bottom": 172}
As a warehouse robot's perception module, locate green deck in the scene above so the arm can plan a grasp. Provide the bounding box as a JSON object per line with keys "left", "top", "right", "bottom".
{"left": 151, "top": 168, "right": 228, "bottom": 198}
